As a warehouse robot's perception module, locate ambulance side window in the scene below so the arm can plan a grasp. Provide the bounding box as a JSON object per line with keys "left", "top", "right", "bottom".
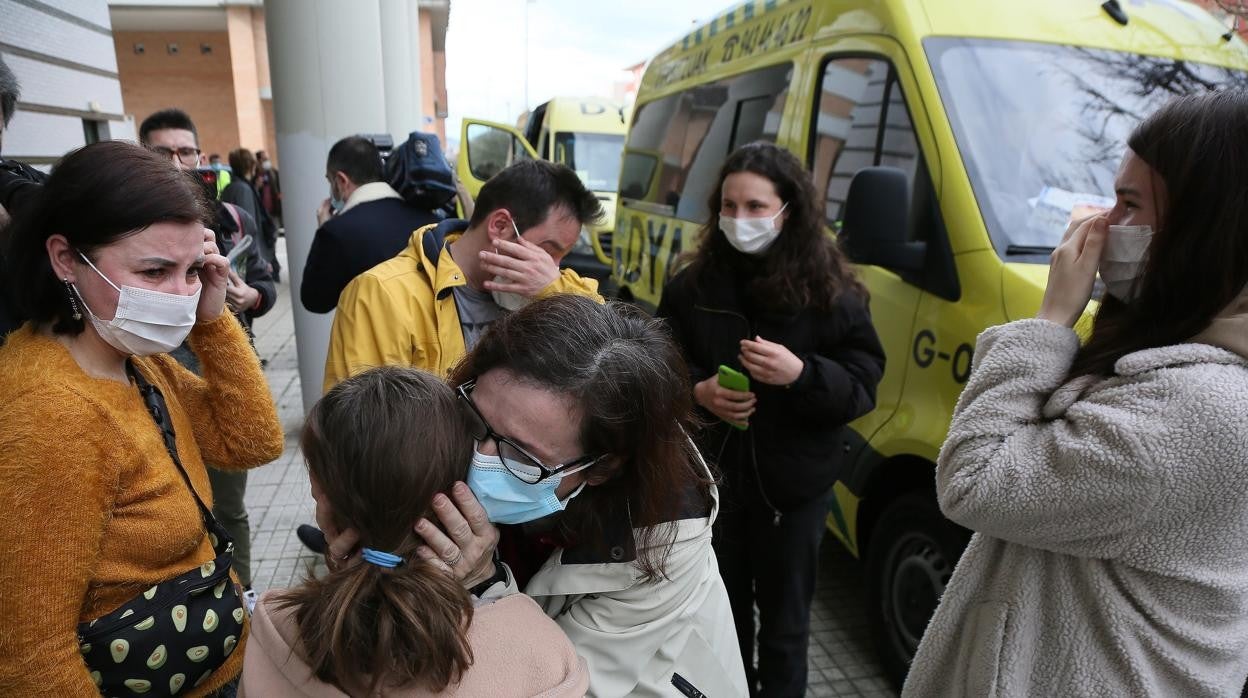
{"left": 810, "top": 57, "right": 920, "bottom": 229}
{"left": 537, "top": 127, "right": 550, "bottom": 161}
{"left": 618, "top": 63, "right": 791, "bottom": 222}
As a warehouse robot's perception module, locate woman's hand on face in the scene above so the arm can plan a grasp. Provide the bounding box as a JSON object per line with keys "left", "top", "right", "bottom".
{"left": 414, "top": 481, "right": 500, "bottom": 588}
{"left": 740, "top": 336, "right": 804, "bottom": 386}
{"left": 197, "top": 227, "right": 230, "bottom": 323}
{"left": 694, "top": 375, "right": 756, "bottom": 428}
{"left": 1038, "top": 214, "right": 1108, "bottom": 328}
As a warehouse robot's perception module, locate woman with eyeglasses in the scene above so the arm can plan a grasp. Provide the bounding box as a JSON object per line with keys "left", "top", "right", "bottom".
{"left": 240, "top": 367, "right": 588, "bottom": 697}
{"left": 381, "top": 294, "right": 748, "bottom": 697}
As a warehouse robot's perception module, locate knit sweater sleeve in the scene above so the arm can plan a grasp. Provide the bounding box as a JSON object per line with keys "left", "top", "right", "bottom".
{"left": 937, "top": 319, "right": 1162, "bottom": 558}
{"left": 146, "top": 313, "right": 284, "bottom": 470}
{"left": 0, "top": 387, "right": 120, "bottom": 694}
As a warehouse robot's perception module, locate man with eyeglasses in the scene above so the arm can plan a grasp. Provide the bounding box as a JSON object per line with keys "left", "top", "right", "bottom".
{"left": 138, "top": 107, "right": 278, "bottom": 611}
{"left": 139, "top": 109, "right": 274, "bottom": 329}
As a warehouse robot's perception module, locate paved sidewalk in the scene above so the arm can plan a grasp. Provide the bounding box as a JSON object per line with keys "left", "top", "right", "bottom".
{"left": 245, "top": 242, "right": 896, "bottom": 697}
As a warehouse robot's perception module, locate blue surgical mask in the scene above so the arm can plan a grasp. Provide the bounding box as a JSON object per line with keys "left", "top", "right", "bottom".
{"left": 466, "top": 442, "right": 591, "bottom": 525}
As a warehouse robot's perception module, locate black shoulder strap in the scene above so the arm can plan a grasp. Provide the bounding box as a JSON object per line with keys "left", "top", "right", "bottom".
{"left": 420, "top": 218, "right": 472, "bottom": 266}
{"left": 126, "top": 361, "right": 216, "bottom": 524}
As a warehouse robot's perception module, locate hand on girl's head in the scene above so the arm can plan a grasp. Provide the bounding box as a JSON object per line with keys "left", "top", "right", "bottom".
{"left": 412, "top": 482, "right": 499, "bottom": 587}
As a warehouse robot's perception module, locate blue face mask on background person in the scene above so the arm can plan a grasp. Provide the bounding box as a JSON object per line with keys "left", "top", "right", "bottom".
{"left": 466, "top": 442, "right": 594, "bottom": 525}
{"left": 330, "top": 185, "right": 345, "bottom": 213}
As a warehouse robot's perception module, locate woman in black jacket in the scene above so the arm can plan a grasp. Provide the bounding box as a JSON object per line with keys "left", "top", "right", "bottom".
{"left": 657, "top": 142, "right": 885, "bottom": 697}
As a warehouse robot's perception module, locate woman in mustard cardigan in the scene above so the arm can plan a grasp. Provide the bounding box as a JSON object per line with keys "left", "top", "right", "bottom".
{"left": 0, "top": 141, "right": 284, "bottom": 696}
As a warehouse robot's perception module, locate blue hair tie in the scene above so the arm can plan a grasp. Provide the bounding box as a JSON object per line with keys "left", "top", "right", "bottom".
{"left": 360, "top": 548, "right": 404, "bottom": 569}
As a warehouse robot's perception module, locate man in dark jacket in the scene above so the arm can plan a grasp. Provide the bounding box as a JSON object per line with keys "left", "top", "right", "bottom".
{"left": 300, "top": 136, "right": 440, "bottom": 313}
{"left": 139, "top": 108, "right": 277, "bottom": 608}
{"left": 0, "top": 55, "right": 49, "bottom": 339}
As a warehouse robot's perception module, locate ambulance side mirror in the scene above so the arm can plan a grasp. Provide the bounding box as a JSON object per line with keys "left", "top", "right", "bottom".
{"left": 841, "top": 167, "right": 926, "bottom": 273}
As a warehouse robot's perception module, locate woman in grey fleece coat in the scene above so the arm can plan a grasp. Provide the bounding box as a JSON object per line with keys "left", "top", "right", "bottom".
{"left": 905, "top": 91, "right": 1248, "bottom": 697}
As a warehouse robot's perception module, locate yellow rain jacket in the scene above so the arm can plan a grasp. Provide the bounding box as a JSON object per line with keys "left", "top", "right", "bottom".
{"left": 323, "top": 220, "right": 601, "bottom": 392}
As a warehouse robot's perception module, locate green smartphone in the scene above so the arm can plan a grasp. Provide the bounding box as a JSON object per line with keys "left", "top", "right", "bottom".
{"left": 717, "top": 365, "right": 750, "bottom": 431}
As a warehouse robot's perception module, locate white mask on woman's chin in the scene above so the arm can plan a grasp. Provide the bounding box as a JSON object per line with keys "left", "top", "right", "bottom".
{"left": 75, "top": 252, "right": 200, "bottom": 356}
{"left": 1100, "top": 224, "right": 1154, "bottom": 302}
{"left": 719, "top": 203, "right": 788, "bottom": 255}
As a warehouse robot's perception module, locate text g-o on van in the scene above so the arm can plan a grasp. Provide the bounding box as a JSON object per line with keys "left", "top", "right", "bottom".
{"left": 613, "top": 0, "right": 1248, "bottom": 684}
{"left": 456, "top": 97, "right": 627, "bottom": 285}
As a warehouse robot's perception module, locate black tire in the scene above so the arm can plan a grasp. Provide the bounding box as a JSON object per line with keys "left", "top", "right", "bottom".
{"left": 866, "top": 491, "right": 971, "bottom": 689}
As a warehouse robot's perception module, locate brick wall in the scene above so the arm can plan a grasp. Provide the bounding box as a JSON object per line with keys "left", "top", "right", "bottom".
{"left": 113, "top": 29, "right": 241, "bottom": 158}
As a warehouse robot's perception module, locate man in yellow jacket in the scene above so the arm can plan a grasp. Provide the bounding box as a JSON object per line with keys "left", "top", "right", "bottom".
{"left": 322, "top": 159, "right": 604, "bottom": 391}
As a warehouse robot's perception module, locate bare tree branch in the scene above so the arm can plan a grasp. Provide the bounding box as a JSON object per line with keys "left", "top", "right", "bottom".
{"left": 1212, "top": 1, "right": 1248, "bottom": 20}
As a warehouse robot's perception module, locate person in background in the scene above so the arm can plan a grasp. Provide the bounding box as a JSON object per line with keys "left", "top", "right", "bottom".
{"left": 0, "top": 141, "right": 283, "bottom": 695}
{"left": 139, "top": 108, "right": 277, "bottom": 605}
{"left": 206, "top": 153, "right": 233, "bottom": 195}
{"left": 904, "top": 91, "right": 1248, "bottom": 696}
{"left": 0, "top": 54, "right": 48, "bottom": 339}
{"left": 254, "top": 150, "right": 281, "bottom": 225}
{"left": 140, "top": 114, "right": 274, "bottom": 335}
{"left": 222, "top": 148, "right": 280, "bottom": 281}
{"left": 240, "top": 366, "right": 588, "bottom": 697}
{"left": 657, "top": 142, "right": 886, "bottom": 697}
{"left": 300, "top": 136, "right": 440, "bottom": 314}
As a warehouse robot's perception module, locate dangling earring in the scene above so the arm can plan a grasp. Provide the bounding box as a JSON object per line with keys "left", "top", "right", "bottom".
{"left": 63, "top": 278, "right": 82, "bottom": 321}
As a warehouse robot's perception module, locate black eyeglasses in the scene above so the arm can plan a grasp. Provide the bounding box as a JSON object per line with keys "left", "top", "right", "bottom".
{"left": 149, "top": 145, "right": 201, "bottom": 167}
{"left": 456, "top": 380, "right": 602, "bottom": 484}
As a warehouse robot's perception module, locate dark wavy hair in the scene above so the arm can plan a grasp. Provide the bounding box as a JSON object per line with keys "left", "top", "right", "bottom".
{"left": 448, "top": 294, "right": 711, "bottom": 583}
{"left": 1069, "top": 90, "right": 1248, "bottom": 378}
{"left": 278, "top": 367, "right": 476, "bottom": 695}
{"left": 681, "top": 141, "right": 864, "bottom": 311}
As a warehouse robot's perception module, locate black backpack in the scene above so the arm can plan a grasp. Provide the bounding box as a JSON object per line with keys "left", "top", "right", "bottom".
{"left": 385, "top": 130, "right": 457, "bottom": 211}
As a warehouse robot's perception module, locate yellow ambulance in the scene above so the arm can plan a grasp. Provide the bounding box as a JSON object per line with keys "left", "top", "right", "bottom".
{"left": 613, "top": 0, "right": 1248, "bottom": 683}
{"left": 456, "top": 97, "right": 627, "bottom": 284}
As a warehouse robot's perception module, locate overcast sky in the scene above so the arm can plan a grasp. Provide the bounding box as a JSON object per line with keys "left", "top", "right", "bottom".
{"left": 444, "top": 0, "right": 729, "bottom": 144}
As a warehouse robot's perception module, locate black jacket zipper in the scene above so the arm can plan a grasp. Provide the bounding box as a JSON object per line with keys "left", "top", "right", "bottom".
{"left": 694, "top": 304, "right": 783, "bottom": 526}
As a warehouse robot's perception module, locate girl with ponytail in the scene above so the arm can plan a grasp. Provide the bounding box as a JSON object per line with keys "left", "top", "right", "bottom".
{"left": 239, "top": 366, "right": 588, "bottom": 697}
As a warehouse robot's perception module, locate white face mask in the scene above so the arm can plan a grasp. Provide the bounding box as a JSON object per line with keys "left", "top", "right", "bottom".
{"left": 491, "top": 219, "right": 532, "bottom": 311}
{"left": 1100, "top": 224, "right": 1154, "bottom": 302}
{"left": 719, "top": 203, "right": 788, "bottom": 255}
{"left": 75, "top": 252, "right": 201, "bottom": 356}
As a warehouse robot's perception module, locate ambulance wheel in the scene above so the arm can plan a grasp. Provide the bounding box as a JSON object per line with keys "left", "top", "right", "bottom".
{"left": 866, "top": 492, "right": 970, "bottom": 689}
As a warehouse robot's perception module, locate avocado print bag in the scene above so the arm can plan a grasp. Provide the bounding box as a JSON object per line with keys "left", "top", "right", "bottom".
{"left": 76, "top": 363, "right": 245, "bottom": 696}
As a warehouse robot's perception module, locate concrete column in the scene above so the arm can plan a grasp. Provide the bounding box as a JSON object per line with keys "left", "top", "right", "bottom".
{"left": 265, "top": 0, "right": 388, "bottom": 410}
{"left": 379, "top": 0, "right": 423, "bottom": 144}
